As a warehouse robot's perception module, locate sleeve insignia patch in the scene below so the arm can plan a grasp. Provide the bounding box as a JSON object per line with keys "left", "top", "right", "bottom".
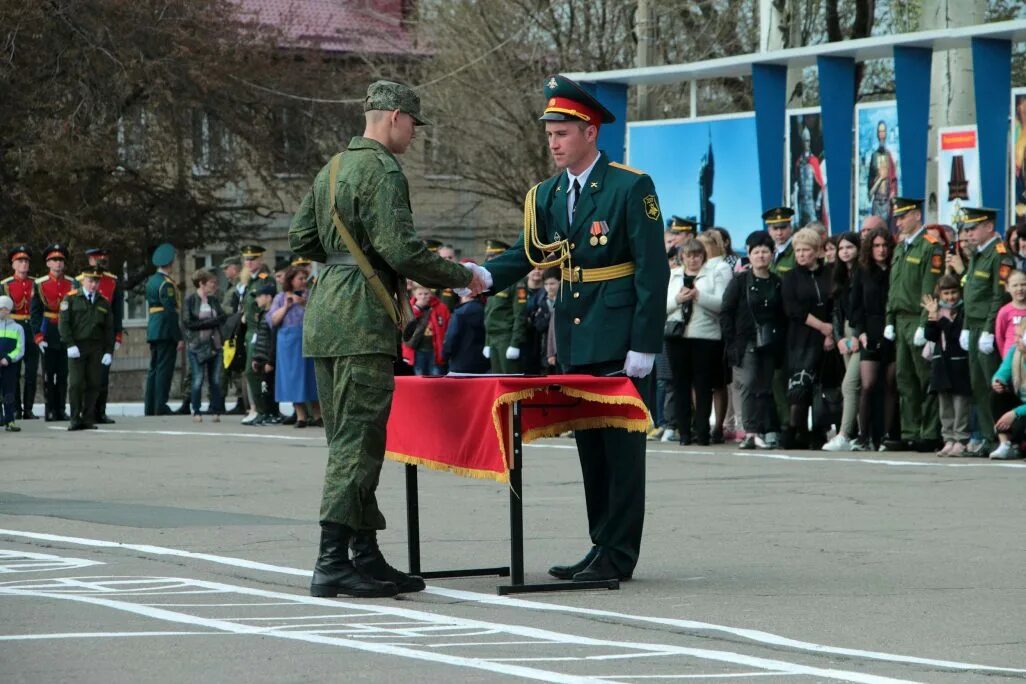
{"left": 59, "top": 300, "right": 69, "bottom": 312}
{"left": 931, "top": 253, "right": 943, "bottom": 270}
{"left": 643, "top": 194, "right": 661, "bottom": 221}
{"left": 999, "top": 262, "right": 1012, "bottom": 283}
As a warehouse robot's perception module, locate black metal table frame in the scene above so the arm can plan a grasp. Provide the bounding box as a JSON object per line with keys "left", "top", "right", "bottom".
{"left": 404, "top": 393, "right": 620, "bottom": 595}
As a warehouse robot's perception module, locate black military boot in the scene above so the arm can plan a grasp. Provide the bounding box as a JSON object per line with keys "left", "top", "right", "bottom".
{"left": 173, "top": 401, "right": 191, "bottom": 415}
{"left": 350, "top": 531, "right": 426, "bottom": 593}
{"left": 310, "top": 523, "right": 398, "bottom": 598}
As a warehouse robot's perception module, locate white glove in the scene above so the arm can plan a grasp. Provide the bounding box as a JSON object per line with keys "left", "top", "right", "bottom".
{"left": 482, "top": 346, "right": 491, "bottom": 359}
{"left": 67, "top": 345, "right": 81, "bottom": 359}
{"left": 505, "top": 346, "right": 520, "bottom": 360}
{"left": 979, "top": 332, "right": 995, "bottom": 355}
{"left": 624, "top": 351, "right": 655, "bottom": 378}
{"left": 38, "top": 340, "right": 48, "bottom": 351}
{"left": 959, "top": 330, "right": 970, "bottom": 351}
{"left": 883, "top": 325, "right": 896, "bottom": 341}
{"left": 456, "top": 263, "right": 494, "bottom": 297}
{"left": 913, "top": 327, "right": 926, "bottom": 347}
{"left": 114, "top": 341, "right": 122, "bottom": 351}
{"left": 101, "top": 353, "right": 112, "bottom": 366}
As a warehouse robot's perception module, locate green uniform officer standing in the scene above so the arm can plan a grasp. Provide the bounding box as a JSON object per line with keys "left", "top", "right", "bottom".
{"left": 59, "top": 267, "right": 114, "bottom": 430}
{"left": 144, "top": 243, "right": 182, "bottom": 416}
{"left": 483, "top": 239, "right": 529, "bottom": 373}
{"left": 883, "top": 197, "right": 944, "bottom": 451}
{"left": 764, "top": 207, "right": 795, "bottom": 436}
{"left": 289, "top": 79, "right": 477, "bottom": 599}
{"left": 481, "top": 75, "right": 669, "bottom": 582}
{"left": 239, "top": 245, "right": 275, "bottom": 424}
{"left": 959, "top": 207, "right": 1014, "bottom": 457}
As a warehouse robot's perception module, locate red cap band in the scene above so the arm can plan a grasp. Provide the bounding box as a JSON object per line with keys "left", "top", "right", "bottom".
{"left": 9, "top": 252, "right": 29, "bottom": 262}
{"left": 545, "top": 97, "right": 602, "bottom": 126}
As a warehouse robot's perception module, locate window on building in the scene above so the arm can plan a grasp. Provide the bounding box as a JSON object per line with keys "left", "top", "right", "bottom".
{"left": 117, "top": 109, "right": 149, "bottom": 170}
{"left": 192, "top": 109, "right": 232, "bottom": 176}
{"left": 273, "top": 107, "right": 309, "bottom": 175}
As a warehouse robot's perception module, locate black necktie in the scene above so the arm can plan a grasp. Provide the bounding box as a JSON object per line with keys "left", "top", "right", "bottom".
{"left": 571, "top": 179, "right": 581, "bottom": 215}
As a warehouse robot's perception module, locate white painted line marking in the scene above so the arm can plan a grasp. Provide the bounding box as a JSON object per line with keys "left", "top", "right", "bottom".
{"left": 0, "top": 549, "right": 103, "bottom": 573}
{"left": 45, "top": 426, "right": 320, "bottom": 442}
{"left": 593, "top": 674, "right": 789, "bottom": 680}
{"left": 0, "top": 631, "right": 227, "bottom": 641}
{"left": 4, "top": 529, "right": 1024, "bottom": 676}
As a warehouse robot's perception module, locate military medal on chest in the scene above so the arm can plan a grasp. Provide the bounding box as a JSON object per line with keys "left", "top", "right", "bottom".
{"left": 590, "top": 220, "right": 609, "bottom": 246}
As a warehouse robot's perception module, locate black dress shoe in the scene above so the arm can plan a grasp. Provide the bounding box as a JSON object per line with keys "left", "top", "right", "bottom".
{"left": 156, "top": 406, "right": 174, "bottom": 416}
{"left": 22, "top": 410, "right": 38, "bottom": 420}
{"left": 282, "top": 413, "right": 298, "bottom": 426}
{"left": 96, "top": 415, "right": 116, "bottom": 424}
{"left": 915, "top": 438, "right": 942, "bottom": 453}
{"left": 572, "top": 551, "right": 632, "bottom": 582}
{"left": 45, "top": 412, "right": 55, "bottom": 422}
{"left": 710, "top": 428, "right": 724, "bottom": 445}
{"left": 548, "top": 546, "right": 599, "bottom": 580}
{"left": 68, "top": 421, "right": 87, "bottom": 431}
{"left": 173, "top": 402, "right": 191, "bottom": 415}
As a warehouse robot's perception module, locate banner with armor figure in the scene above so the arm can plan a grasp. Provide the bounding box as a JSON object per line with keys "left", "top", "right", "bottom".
{"left": 855, "top": 101, "right": 902, "bottom": 228}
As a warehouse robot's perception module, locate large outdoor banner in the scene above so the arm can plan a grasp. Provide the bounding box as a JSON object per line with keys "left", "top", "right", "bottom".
{"left": 785, "top": 107, "right": 829, "bottom": 231}
{"left": 936, "top": 125, "right": 981, "bottom": 228}
{"left": 855, "top": 101, "right": 902, "bottom": 226}
{"left": 1012, "top": 87, "right": 1026, "bottom": 226}
{"left": 626, "top": 113, "right": 762, "bottom": 249}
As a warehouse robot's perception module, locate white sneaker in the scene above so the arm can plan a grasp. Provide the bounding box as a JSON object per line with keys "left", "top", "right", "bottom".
{"left": 989, "top": 442, "right": 1020, "bottom": 460}
{"left": 241, "top": 413, "right": 257, "bottom": 425}
{"left": 660, "top": 429, "right": 678, "bottom": 443}
{"left": 822, "top": 434, "right": 852, "bottom": 452}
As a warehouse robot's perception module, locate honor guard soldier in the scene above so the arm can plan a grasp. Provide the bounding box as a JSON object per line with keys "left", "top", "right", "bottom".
{"left": 959, "top": 207, "right": 1015, "bottom": 457}
{"left": 478, "top": 75, "right": 669, "bottom": 582}
{"left": 1, "top": 246, "right": 39, "bottom": 419}
{"left": 765, "top": 207, "right": 796, "bottom": 275}
{"left": 81, "top": 248, "right": 123, "bottom": 424}
{"left": 60, "top": 267, "right": 114, "bottom": 430}
{"left": 883, "top": 196, "right": 944, "bottom": 451}
{"left": 289, "top": 79, "right": 479, "bottom": 598}
{"left": 30, "top": 244, "right": 76, "bottom": 421}
{"left": 483, "top": 239, "right": 529, "bottom": 372}
{"left": 239, "top": 245, "right": 276, "bottom": 425}
{"left": 144, "top": 243, "right": 182, "bottom": 416}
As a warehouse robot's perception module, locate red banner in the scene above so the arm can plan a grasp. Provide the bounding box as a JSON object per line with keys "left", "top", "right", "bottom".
{"left": 385, "top": 375, "right": 650, "bottom": 482}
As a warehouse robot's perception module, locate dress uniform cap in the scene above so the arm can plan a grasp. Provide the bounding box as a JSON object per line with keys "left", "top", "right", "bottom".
{"left": 220, "top": 255, "right": 242, "bottom": 269}
{"left": 364, "top": 80, "right": 430, "bottom": 126}
{"left": 8, "top": 245, "right": 31, "bottom": 262}
{"left": 290, "top": 255, "right": 312, "bottom": 267}
{"left": 959, "top": 206, "right": 998, "bottom": 228}
{"left": 424, "top": 238, "right": 443, "bottom": 253}
{"left": 43, "top": 243, "right": 68, "bottom": 261}
{"left": 274, "top": 255, "right": 291, "bottom": 272}
{"left": 485, "top": 239, "right": 511, "bottom": 255}
{"left": 78, "top": 266, "right": 102, "bottom": 279}
{"left": 255, "top": 283, "right": 277, "bottom": 297}
{"left": 151, "top": 243, "right": 176, "bottom": 267}
{"left": 540, "top": 75, "right": 616, "bottom": 125}
{"left": 669, "top": 216, "right": 697, "bottom": 233}
{"left": 240, "top": 244, "right": 266, "bottom": 259}
{"left": 762, "top": 207, "right": 795, "bottom": 226}
{"left": 84, "top": 247, "right": 110, "bottom": 257}
{"left": 890, "top": 196, "right": 924, "bottom": 218}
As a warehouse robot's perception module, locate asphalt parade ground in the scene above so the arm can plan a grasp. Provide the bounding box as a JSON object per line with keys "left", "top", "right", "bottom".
{"left": 2, "top": 417, "right": 1025, "bottom": 683}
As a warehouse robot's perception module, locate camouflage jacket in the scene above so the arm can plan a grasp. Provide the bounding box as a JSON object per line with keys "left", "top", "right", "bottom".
{"left": 289, "top": 136, "right": 472, "bottom": 357}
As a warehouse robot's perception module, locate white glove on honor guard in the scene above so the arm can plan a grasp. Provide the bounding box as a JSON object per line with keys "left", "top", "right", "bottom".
{"left": 883, "top": 325, "right": 896, "bottom": 341}
{"left": 67, "top": 345, "right": 81, "bottom": 359}
{"left": 912, "top": 327, "right": 926, "bottom": 347}
{"left": 959, "top": 330, "right": 970, "bottom": 351}
{"left": 978, "top": 332, "right": 995, "bottom": 355}
{"left": 101, "top": 353, "right": 113, "bottom": 366}
{"left": 482, "top": 346, "right": 491, "bottom": 359}
{"left": 624, "top": 351, "right": 655, "bottom": 379}
{"left": 505, "top": 346, "right": 520, "bottom": 360}
{"left": 455, "top": 263, "right": 494, "bottom": 297}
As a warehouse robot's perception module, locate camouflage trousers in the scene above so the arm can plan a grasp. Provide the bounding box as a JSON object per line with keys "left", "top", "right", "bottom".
{"left": 315, "top": 354, "right": 393, "bottom": 530}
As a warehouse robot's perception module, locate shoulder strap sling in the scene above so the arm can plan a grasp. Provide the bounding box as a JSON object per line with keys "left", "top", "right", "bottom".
{"left": 327, "top": 153, "right": 412, "bottom": 330}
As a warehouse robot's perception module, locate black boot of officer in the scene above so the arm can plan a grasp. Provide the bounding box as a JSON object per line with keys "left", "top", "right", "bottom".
{"left": 350, "top": 530, "right": 425, "bottom": 593}
{"left": 310, "top": 523, "right": 398, "bottom": 598}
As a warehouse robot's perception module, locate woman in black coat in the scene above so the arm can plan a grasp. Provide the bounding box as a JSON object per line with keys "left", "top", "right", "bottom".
{"left": 780, "top": 227, "right": 834, "bottom": 449}
{"left": 849, "top": 226, "right": 898, "bottom": 451}
{"left": 721, "top": 231, "right": 786, "bottom": 449}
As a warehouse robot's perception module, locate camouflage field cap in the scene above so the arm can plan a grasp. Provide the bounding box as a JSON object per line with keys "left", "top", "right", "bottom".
{"left": 364, "top": 80, "right": 430, "bottom": 126}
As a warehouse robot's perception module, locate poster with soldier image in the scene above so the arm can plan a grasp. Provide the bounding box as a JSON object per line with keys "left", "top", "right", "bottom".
{"left": 785, "top": 107, "right": 828, "bottom": 231}
{"left": 855, "top": 101, "right": 902, "bottom": 226}
{"left": 1011, "top": 88, "right": 1026, "bottom": 225}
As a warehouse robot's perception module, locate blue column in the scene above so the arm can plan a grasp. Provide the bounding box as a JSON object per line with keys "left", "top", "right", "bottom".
{"left": 972, "top": 38, "right": 1012, "bottom": 230}
{"left": 581, "top": 81, "right": 628, "bottom": 163}
{"left": 817, "top": 56, "right": 856, "bottom": 233}
{"left": 752, "top": 63, "right": 787, "bottom": 212}
{"left": 893, "top": 47, "right": 932, "bottom": 200}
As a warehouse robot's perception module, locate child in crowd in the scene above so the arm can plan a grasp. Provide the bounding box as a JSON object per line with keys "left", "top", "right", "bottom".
{"left": 442, "top": 290, "right": 489, "bottom": 374}
{"left": 403, "top": 285, "right": 450, "bottom": 376}
{"left": 989, "top": 319, "right": 1026, "bottom": 460}
{"left": 994, "top": 269, "right": 1026, "bottom": 358}
{"left": 249, "top": 283, "right": 277, "bottom": 425}
{"left": 540, "top": 268, "right": 560, "bottom": 372}
{"left": 0, "top": 295, "right": 25, "bottom": 432}
{"left": 922, "top": 275, "right": 971, "bottom": 457}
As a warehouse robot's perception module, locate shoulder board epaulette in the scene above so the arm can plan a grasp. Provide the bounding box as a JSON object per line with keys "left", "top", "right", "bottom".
{"left": 257, "top": 272, "right": 268, "bottom": 279}
{"left": 608, "top": 161, "right": 645, "bottom": 175}
{"left": 923, "top": 233, "right": 940, "bottom": 244}
{"left": 75, "top": 275, "right": 83, "bottom": 282}
{"left": 102, "top": 271, "right": 117, "bottom": 278}
{"left": 0, "top": 276, "right": 12, "bottom": 284}
{"left": 35, "top": 275, "right": 49, "bottom": 283}
{"left": 996, "top": 242, "right": 1008, "bottom": 254}
{"left": 68, "top": 289, "right": 79, "bottom": 296}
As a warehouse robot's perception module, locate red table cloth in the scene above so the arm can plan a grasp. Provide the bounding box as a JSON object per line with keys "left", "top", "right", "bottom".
{"left": 385, "top": 375, "right": 650, "bottom": 483}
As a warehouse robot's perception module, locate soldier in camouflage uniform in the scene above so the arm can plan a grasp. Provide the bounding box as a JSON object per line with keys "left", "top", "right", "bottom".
{"left": 883, "top": 197, "right": 944, "bottom": 451}
{"left": 289, "top": 80, "right": 480, "bottom": 599}
{"left": 958, "top": 207, "right": 1015, "bottom": 457}
{"left": 483, "top": 239, "right": 529, "bottom": 373}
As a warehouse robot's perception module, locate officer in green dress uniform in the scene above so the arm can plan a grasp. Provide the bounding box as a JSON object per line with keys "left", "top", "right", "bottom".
{"left": 82, "top": 247, "right": 123, "bottom": 424}
{"left": 668, "top": 215, "right": 697, "bottom": 247}
{"left": 483, "top": 239, "right": 529, "bottom": 373}
{"left": 481, "top": 75, "right": 669, "bottom": 582}
{"left": 959, "top": 207, "right": 1014, "bottom": 457}
{"left": 239, "top": 245, "right": 276, "bottom": 424}
{"left": 883, "top": 197, "right": 944, "bottom": 451}
{"left": 764, "top": 207, "right": 795, "bottom": 434}
{"left": 219, "top": 254, "right": 249, "bottom": 415}
{"left": 60, "top": 267, "right": 114, "bottom": 430}
{"left": 289, "top": 79, "right": 478, "bottom": 598}
{"left": 144, "top": 243, "right": 182, "bottom": 416}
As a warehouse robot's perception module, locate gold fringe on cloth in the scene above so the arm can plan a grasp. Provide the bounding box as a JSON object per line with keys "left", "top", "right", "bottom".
{"left": 385, "top": 451, "right": 510, "bottom": 483}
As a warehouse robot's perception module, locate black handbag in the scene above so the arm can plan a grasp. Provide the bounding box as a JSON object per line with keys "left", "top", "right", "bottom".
{"left": 663, "top": 319, "right": 686, "bottom": 340}
{"left": 746, "top": 273, "right": 776, "bottom": 350}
